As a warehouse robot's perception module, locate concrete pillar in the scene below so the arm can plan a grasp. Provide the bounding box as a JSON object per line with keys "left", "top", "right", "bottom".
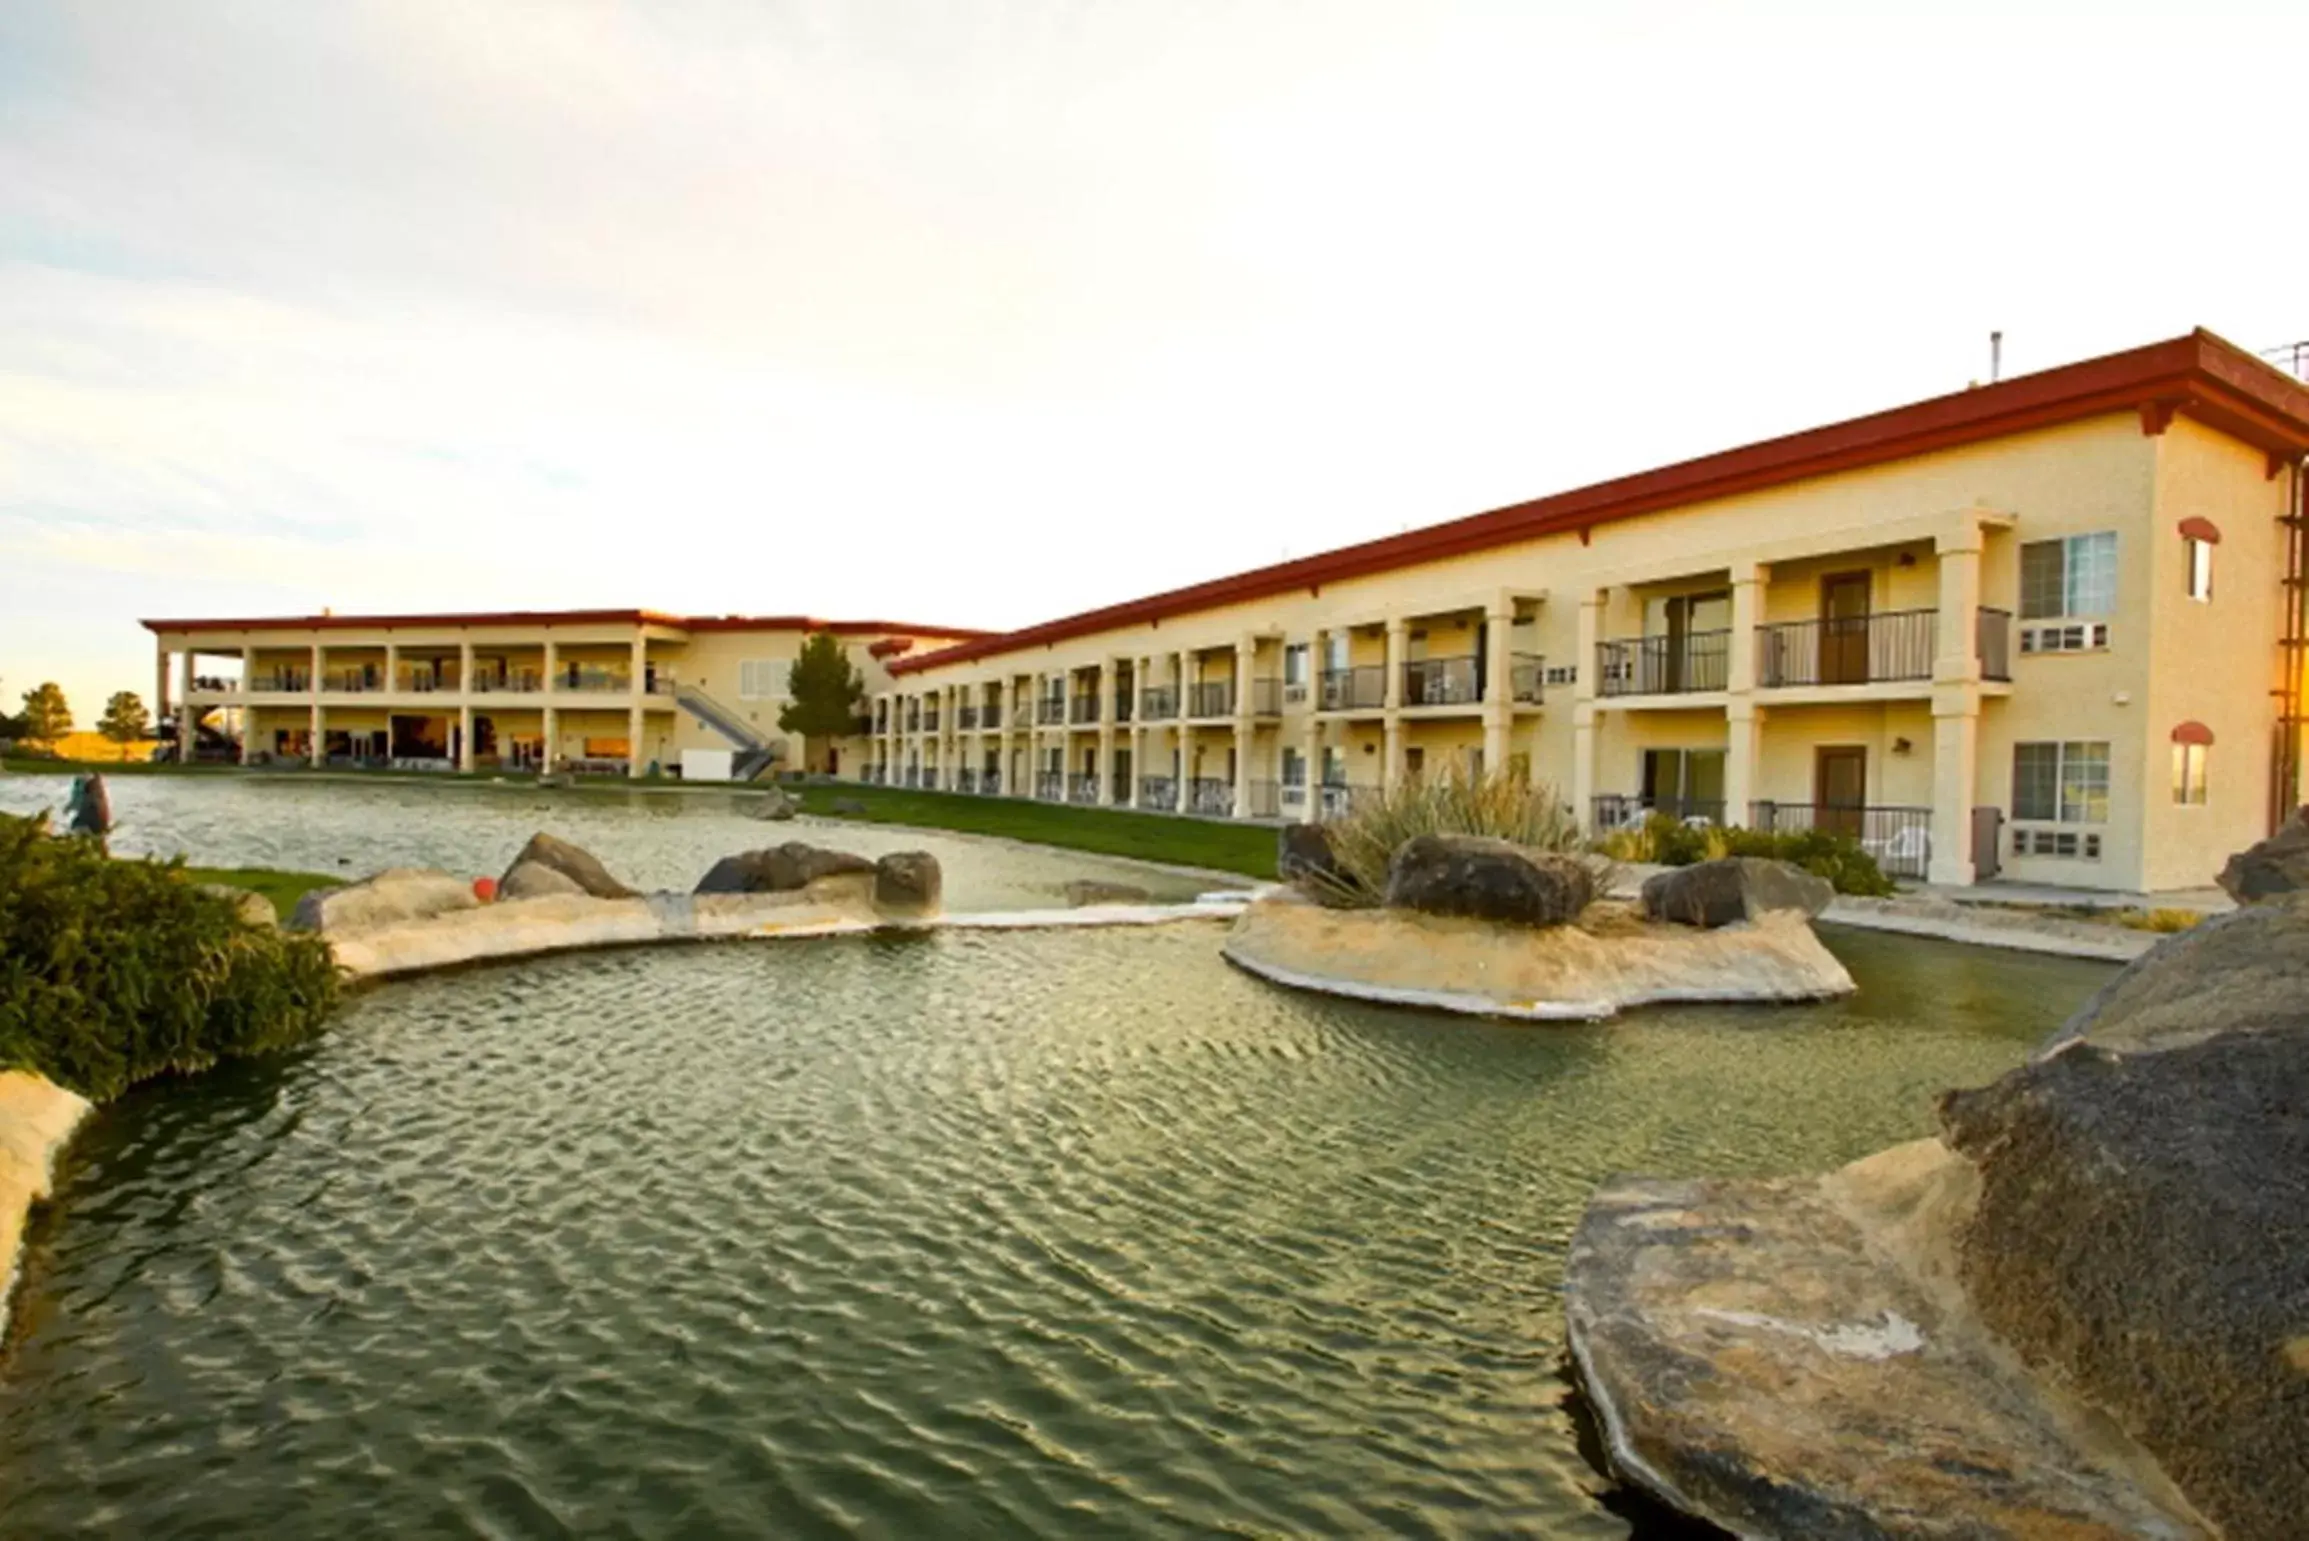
{"left": 385, "top": 641, "right": 399, "bottom": 697}
{"left": 1096, "top": 659, "right": 1116, "bottom": 805}
{"left": 1175, "top": 723, "right": 1191, "bottom": 812}
{"left": 1573, "top": 590, "right": 1604, "bottom": 825}
{"left": 239, "top": 646, "right": 257, "bottom": 764}
{"left": 1928, "top": 523, "right": 1986, "bottom": 885}
{"left": 457, "top": 640, "right": 476, "bottom": 772}
{"left": 177, "top": 649, "right": 196, "bottom": 760}
{"left": 1232, "top": 637, "right": 1256, "bottom": 816}
{"left": 1727, "top": 561, "right": 1762, "bottom": 695}
{"left": 1382, "top": 618, "right": 1408, "bottom": 791}
{"left": 1572, "top": 702, "right": 1598, "bottom": 832}
{"left": 154, "top": 642, "right": 171, "bottom": 727}
{"left": 1726, "top": 699, "right": 1760, "bottom": 828}
{"left": 627, "top": 633, "right": 647, "bottom": 778}
{"left": 307, "top": 644, "right": 322, "bottom": 768}
{"left": 1482, "top": 594, "right": 1513, "bottom": 776}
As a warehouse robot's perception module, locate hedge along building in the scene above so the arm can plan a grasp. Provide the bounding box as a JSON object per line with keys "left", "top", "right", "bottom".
{"left": 875, "top": 329, "right": 2309, "bottom": 893}
{"left": 141, "top": 611, "right": 986, "bottom": 780}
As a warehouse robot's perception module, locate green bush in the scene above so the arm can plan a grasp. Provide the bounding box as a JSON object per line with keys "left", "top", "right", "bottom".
{"left": 1300, "top": 768, "right": 1603, "bottom": 907}
{"left": 0, "top": 813, "right": 342, "bottom": 1101}
{"left": 1595, "top": 813, "right": 1894, "bottom": 897}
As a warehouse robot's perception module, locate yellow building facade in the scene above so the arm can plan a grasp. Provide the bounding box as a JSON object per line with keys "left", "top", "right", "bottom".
{"left": 871, "top": 331, "right": 2309, "bottom": 893}
{"left": 143, "top": 611, "right": 982, "bottom": 782}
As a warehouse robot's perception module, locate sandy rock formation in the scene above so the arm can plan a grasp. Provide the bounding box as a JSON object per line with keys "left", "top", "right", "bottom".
{"left": 291, "top": 868, "right": 478, "bottom": 933}
{"left": 499, "top": 832, "right": 636, "bottom": 899}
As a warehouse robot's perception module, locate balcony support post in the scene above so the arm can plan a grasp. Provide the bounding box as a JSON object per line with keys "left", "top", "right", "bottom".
{"left": 1927, "top": 522, "right": 1985, "bottom": 885}
{"left": 177, "top": 648, "right": 196, "bottom": 761}
{"left": 1933, "top": 524, "right": 1985, "bottom": 688}
{"left": 1728, "top": 562, "right": 1762, "bottom": 695}
{"left": 240, "top": 647, "right": 257, "bottom": 764}
{"left": 1483, "top": 592, "right": 1513, "bottom": 775}
{"left": 627, "top": 632, "right": 648, "bottom": 779}
{"left": 1232, "top": 636, "right": 1256, "bottom": 816}
{"left": 1382, "top": 618, "right": 1407, "bottom": 791}
{"left": 1726, "top": 699, "right": 1761, "bottom": 829}
{"left": 1572, "top": 590, "right": 1604, "bottom": 828}
{"left": 1096, "top": 660, "right": 1117, "bottom": 806}
{"left": 458, "top": 640, "right": 476, "bottom": 773}
{"left": 308, "top": 644, "right": 323, "bottom": 769}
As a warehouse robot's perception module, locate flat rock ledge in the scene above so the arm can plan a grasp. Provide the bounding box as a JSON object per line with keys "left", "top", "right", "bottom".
{"left": 1, "top": 1070, "right": 95, "bottom": 1340}
{"left": 1565, "top": 1139, "right": 2210, "bottom": 1540}
{"left": 1220, "top": 891, "right": 1853, "bottom": 1020}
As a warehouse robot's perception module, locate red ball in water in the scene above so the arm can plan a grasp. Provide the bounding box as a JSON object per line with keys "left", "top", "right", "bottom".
{"left": 472, "top": 876, "right": 498, "bottom": 903}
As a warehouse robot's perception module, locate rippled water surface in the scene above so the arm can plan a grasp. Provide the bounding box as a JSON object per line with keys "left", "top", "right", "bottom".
{"left": 0, "top": 774, "right": 1212, "bottom": 910}
{"left": 1, "top": 917, "right": 2110, "bottom": 1538}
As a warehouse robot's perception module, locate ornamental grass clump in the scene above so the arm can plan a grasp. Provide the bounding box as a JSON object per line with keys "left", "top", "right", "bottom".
{"left": 0, "top": 813, "right": 342, "bottom": 1101}
{"left": 1593, "top": 812, "right": 1895, "bottom": 897}
{"left": 1297, "top": 767, "right": 1605, "bottom": 907}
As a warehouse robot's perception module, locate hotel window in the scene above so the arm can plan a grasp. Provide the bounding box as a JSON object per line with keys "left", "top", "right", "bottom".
{"left": 2012, "top": 742, "right": 2110, "bottom": 861}
{"left": 737, "top": 659, "right": 786, "bottom": 700}
{"left": 2185, "top": 536, "right": 2214, "bottom": 602}
{"left": 2019, "top": 532, "right": 2117, "bottom": 620}
{"left": 1281, "top": 747, "right": 1306, "bottom": 787}
{"left": 1640, "top": 748, "right": 1727, "bottom": 816}
{"left": 1321, "top": 746, "right": 1347, "bottom": 786}
{"left": 2170, "top": 722, "right": 2212, "bottom": 805}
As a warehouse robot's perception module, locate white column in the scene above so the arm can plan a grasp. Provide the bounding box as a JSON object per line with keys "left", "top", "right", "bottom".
{"left": 239, "top": 646, "right": 257, "bottom": 764}
{"left": 1482, "top": 594, "right": 1513, "bottom": 776}
{"left": 627, "top": 632, "right": 647, "bottom": 778}
{"left": 1929, "top": 523, "right": 1986, "bottom": 885}
{"left": 1728, "top": 562, "right": 1762, "bottom": 696}
{"left": 1232, "top": 636, "right": 1256, "bottom": 817}
{"left": 1726, "top": 563, "right": 1762, "bottom": 825}
{"left": 457, "top": 640, "right": 476, "bottom": 772}
{"left": 177, "top": 649, "right": 196, "bottom": 760}
{"left": 384, "top": 640, "right": 400, "bottom": 697}
{"left": 155, "top": 642, "right": 171, "bottom": 728}
{"left": 1382, "top": 618, "right": 1407, "bottom": 791}
{"left": 1726, "top": 700, "right": 1760, "bottom": 828}
{"left": 1096, "top": 660, "right": 1117, "bottom": 805}
{"left": 1302, "top": 626, "right": 1325, "bottom": 818}
{"left": 307, "top": 643, "right": 323, "bottom": 768}
{"left": 1573, "top": 590, "right": 1604, "bottom": 828}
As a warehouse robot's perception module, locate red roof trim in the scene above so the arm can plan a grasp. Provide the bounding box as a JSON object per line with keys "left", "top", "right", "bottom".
{"left": 892, "top": 329, "right": 2309, "bottom": 675}
{"left": 2172, "top": 720, "right": 2215, "bottom": 746}
{"left": 141, "top": 608, "right": 991, "bottom": 639}
{"left": 2178, "top": 515, "right": 2223, "bottom": 544}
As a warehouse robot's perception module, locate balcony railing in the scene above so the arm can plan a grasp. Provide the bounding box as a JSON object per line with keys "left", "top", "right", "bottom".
{"left": 1591, "top": 793, "right": 1728, "bottom": 829}
{"left": 906, "top": 709, "right": 922, "bottom": 732}
{"left": 1318, "top": 666, "right": 1386, "bottom": 712}
{"left": 902, "top": 766, "right": 921, "bottom": 788}
{"left": 1751, "top": 801, "right": 1932, "bottom": 880}
{"left": 1068, "top": 774, "right": 1100, "bottom": 804}
{"left": 1187, "top": 681, "right": 1234, "bottom": 719}
{"left": 922, "top": 708, "right": 941, "bottom": 732}
{"left": 982, "top": 703, "right": 1004, "bottom": 730}
{"left": 1139, "top": 687, "right": 1178, "bottom": 721}
{"left": 955, "top": 768, "right": 977, "bottom": 794}
{"left": 1756, "top": 609, "right": 1935, "bottom": 688}
{"left": 1114, "top": 692, "right": 1133, "bottom": 724}
{"left": 1316, "top": 782, "right": 1373, "bottom": 820}
{"left": 922, "top": 767, "right": 940, "bottom": 790}
{"left": 864, "top": 765, "right": 887, "bottom": 785}
{"left": 556, "top": 670, "right": 633, "bottom": 694}
{"left": 1070, "top": 696, "right": 1101, "bottom": 725}
{"left": 980, "top": 770, "right": 1003, "bottom": 796}
{"left": 1035, "top": 771, "right": 1065, "bottom": 801}
{"left": 1139, "top": 775, "right": 1178, "bottom": 808}
{"left": 1188, "top": 777, "right": 1234, "bottom": 815}
{"left": 1402, "top": 655, "right": 1481, "bottom": 707}
{"left": 322, "top": 672, "right": 380, "bottom": 693}
{"left": 1596, "top": 630, "right": 1730, "bottom": 697}
{"left": 1978, "top": 607, "right": 2013, "bottom": 682}
{"left": 1510, "top": 653, "right": 1545, "bottom": 704}
{"left": 394, "top": 674, "right": 459, "bottom": 694}
{"left": 958, "top": 705, "right": 979, "bottom": 730}
{"left": 249, "top": 672, "right": 312, "bottom": 693}
{"left": 1038, "top": 699, "right": 1068, "bottom": 726}
{"left": 1245, "top": 677, "right": 1282, "bottom": 717}
{"left": 471, "top": 673, "right": 544, "bottom": 695}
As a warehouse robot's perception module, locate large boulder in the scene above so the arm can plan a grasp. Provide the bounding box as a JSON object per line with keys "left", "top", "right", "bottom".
{"left": 290, "top": 868, "right": 479, "bottom": 933}
{"left": 873, "top": 851, "right": 942, "bottom": 917}
{"left": 498, "top": 859, "right": 586, "bottom": 901}
{"left": 498, "top": 832, "right": 635, "bottom": 899}
{"left": 2216, "top": 805, "right": 2309, "bottom": 903}
{"left": 1940, "top": 1020, "right": 2309, "bottom": 1541}
{"left": 693, "top": 842, "right": 874, "bottom": 895}
{"left": 1382, "top": 834, "right": 1593, "bottom": 928}
{"left": 1277, "top": 823, "right": 1343, "bottom": 889}
{"left": 2040, "top": 891, "right": 2309, "bottom": 1058}
{"left": 1640, "top": 856, "right": 1832, "bottom": 929}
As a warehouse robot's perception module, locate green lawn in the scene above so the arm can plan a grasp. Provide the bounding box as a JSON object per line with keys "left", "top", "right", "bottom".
{"left": 794, "top": 784, "right": 1278, "bottom": 879}
{"left": 181, "top": 866, "right": 343, "bottom": 920}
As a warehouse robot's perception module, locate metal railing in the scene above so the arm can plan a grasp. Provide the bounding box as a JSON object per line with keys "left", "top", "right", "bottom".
{"left": 1241, "top": 780, "right": 1280, "bottom": 818}
{"left": 1978, "top": 607, "right": 2013, "bottom": 681}
{"left": 922, "top": 707, "right": 940, "bottom": 732}
{"left": 322, "top": 672, "right": 379, "bottom": 693}
{"left": 1245, "top": 677, "right": 1283, "bottom": 716}
{"left": 980, "top": 770, "right": 1003, "bottom": 796}
{"left": 1751, "top": 801, "right": 1932, "bottom": 879}
{"left": 1035, "top": 771, "right": 1065, "bottom": 801}
{"left": 1068, "top": 774, "right": 1100, "bottom": 804}
{"left": 902, "top": 766, "right": 921, "bottom": 788}
{"left": 1188, "top": 778, "right": 1234, "bottom": 815}
{"left": 471, "top": 673, "right": 544, "bottom": 695}
{"left": 921, "top": 767, "right": 939, "bottom": 790}
{"left": 249, "top": 672, "right": 311, "bottom": 693}
{"left": 1596, "top": 630, "right": 1731, "bottom": 697}
{"left": 1139, "top": 687, "right": 1178, "bottom": 720}
{"left": 1318, "top": 665, "right": 1386, "bottom": 711}
{"left": 954, "top": 768, "right": 977, "bottom": 794}
{"left": 1187, "top": 681, "right": 1234, "bottom": 718}
{"left": 1509, "top": 653, "right": 1545, "bottom": 704}
{"left": 1316, "top": 782, "right": 1372, "bottom": 820}
{"left": 1070, "top": 696, "right": 1101, "bottom": 725}
{"left": 864, "top": 766, "right": 887, "bottom": 785}
{"left": 1038, "top": 698, "right": 1068, "bottom": 726}
{"left": 556, "top": 670, "right": 633, "bottom": 694}
{"left": 958, "top": 705, "right": 979, "bottom": 730}
{"left": 906, "top": 707, "right": 922, "bottom": 732}
{"left": 1402, "top": 655, "right": 1481, "bottom": 707}
{"left": 1756, "top": 609, "right": 1936, "bottom": 688}
{"left": 1139, "top": 775, "right": 1178, "bottom": 808}
{"left": 1591, "top": 793, "right": 1728, "bottom": 828}
{"left": 394, "top": 674, "right": 458, "bottom": 694}
{"left": 1113, "top": 692, "right": 1133, "bottom": 724}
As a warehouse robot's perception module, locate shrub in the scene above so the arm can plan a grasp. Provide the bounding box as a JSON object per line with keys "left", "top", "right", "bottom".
{"left": 1592, "top": 813, "right": 1895, "bottom": 897}
{"left": 1298, "top": 768, "right": 1605, "bottom": 907}
{"left": 0, "top": 813, "right": 342, "bottom": 1101}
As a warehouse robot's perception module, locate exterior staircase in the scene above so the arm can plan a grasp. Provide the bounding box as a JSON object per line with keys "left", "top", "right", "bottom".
{"left": 675, "top": 685, "right": 783, "bottom": 781}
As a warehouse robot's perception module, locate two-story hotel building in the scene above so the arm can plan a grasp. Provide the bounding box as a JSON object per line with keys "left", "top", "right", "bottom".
{"left": 866, "top": 330, "right": 2309, "bottom": 893}
{"left": 145, "top": 329, "right": 2309, "bottom": 894}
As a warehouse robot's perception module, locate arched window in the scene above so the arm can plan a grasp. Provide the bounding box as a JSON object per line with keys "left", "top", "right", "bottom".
{"left": 2171, "top": 720, "right": 2213, "bottom": 805}
{"left": 2178, "top": 517, "right": 2220, "bottom": 603}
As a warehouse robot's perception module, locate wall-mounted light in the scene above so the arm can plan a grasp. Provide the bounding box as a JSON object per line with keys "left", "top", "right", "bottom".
{"left": 1892, "top": 737, "right": 1913, "bottom": 755}
{"left": 1898, "top": 552, "right": 1917, "bottom": 568}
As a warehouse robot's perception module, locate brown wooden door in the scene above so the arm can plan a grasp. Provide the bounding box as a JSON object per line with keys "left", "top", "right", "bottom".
{"left": 1820, "top": 572, "right": 1872, "bottom": 684}
{"left": 1815, "top": 746, "right": 1867, "bottom": 838}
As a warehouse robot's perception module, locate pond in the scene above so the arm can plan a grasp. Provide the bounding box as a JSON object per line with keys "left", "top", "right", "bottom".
{"left": 0, "top": 834, "right": 2111, "bottom": 1539}
{"left": 0, "top": 773, "right": 1216, "bottom": 910}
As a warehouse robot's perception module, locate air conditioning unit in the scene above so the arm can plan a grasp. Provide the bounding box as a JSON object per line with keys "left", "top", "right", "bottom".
{"left": 2018, "top": 622, "right": 2111, "bottom": 655}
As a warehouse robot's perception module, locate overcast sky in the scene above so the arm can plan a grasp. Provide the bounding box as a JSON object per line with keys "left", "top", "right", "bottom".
{"left": 3, "top": 0, "right": 2304, "bottom": 716}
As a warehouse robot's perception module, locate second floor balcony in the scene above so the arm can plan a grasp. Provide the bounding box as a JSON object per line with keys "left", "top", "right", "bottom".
{"left": 1067, "top": 773, "right": 1100, "bottom": 804}
{"left": 958, "top": 705, "right": 979, "bottom": 730}
{"left": 1070, "top": 695, "right": 1101, "bottom": 725}
{"left": 1187, "top": 681, "right": 1235, "bottom": 719}
{"left": 1402, "top": 655, "right": 1480, "bottom": 707}
{"left": 1138, "top": 773, "right": 1178, "bottom": 807}
{"left": 1139, "top": 686, "right": 1178, "bottom": 721}
{"left": 1037, "top": 698, "right": 1068, "bottom": 726}
{"left": 1319, "top": 665, "right": 1386, "bottom": 713}
{"left": 1188, "top": 777, "right": 1234, "bottom": 815}
{"left": 1597, "top": 630, "right": 1732, "bottom": 698}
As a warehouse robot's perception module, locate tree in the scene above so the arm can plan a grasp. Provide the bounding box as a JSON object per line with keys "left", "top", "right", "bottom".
{"left": 98, "top": 690, "right": 152, "bottom": 757}
{"left": 776, "top": 632, "right": 865, "bottom": 771}
{"left": 19, "top": 682, "right": 71, "bottom": 746}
